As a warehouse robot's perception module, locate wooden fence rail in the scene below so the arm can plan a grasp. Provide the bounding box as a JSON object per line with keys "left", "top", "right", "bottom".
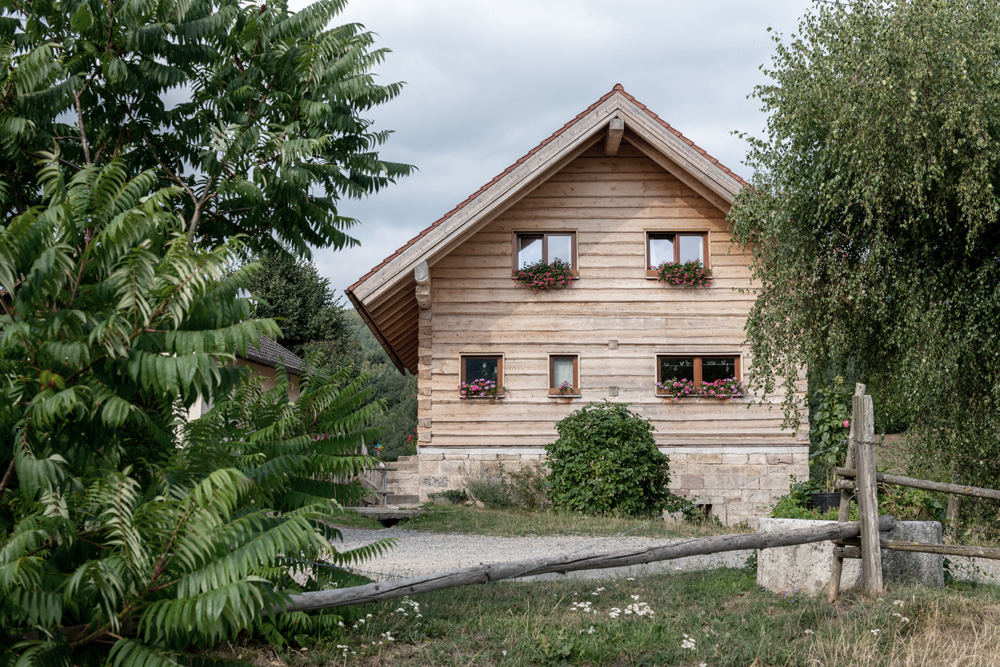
{"left": 828, "top": 383, "right": 1000, "bottom": 600}
{"left": 832, "top": 469, "right": 1000, "bottom": 502}
{"left": 286, "top": 516, "right": 898, "bottom": 613}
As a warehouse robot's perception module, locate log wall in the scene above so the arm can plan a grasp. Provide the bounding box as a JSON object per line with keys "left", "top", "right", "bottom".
{"left": 414, "top": 141, "right": 807, "bottom": 524}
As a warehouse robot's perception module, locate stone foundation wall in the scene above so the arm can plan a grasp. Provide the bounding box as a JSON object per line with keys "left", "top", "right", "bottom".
{"left": 415, "top": 446, "right": 809, "bottom": 526}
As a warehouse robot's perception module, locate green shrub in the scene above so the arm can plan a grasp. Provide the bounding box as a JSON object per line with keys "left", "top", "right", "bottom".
{"left": 507, "top": 465, "right": 550, "bottom": 512}
{"left": 545, "top": 402, "right": 683, "bottom": 517}
{"left": 770, "top": 477, "right": 858, "bottom": 521}
{"left": 464, "top": 465, "right": 514, "bottom": 509}
{"left": 464, "top": 462, "right": 551, "bottom": 512}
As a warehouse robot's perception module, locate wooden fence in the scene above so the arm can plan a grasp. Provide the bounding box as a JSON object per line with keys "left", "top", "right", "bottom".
{"left": 827, "top": 383, "right": 1000, "bottom": 601}
{"left": 280, "top": 383, "right": 999, "bottom": 614}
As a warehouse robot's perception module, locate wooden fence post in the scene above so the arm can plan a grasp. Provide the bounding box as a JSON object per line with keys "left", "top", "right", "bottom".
{"left": 828, "top": 384, "right": 860, "bottom": 603}
{"left": 854, "top": 384, "right": 883, "bottom": 596}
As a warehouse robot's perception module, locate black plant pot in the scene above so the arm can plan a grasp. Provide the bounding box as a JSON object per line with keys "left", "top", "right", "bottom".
{"left": 808, "top": 492, "right": 842, "bottom": 513}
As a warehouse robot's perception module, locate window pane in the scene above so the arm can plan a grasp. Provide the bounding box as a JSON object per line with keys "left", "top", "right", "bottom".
{"left": 649, "top": 235, "right": 674, "bottom": 267}
{"left": 702, "top": 357, "right": 736, "bottom": 383}
{"left": 659, "top": 357, "right": 694, "bottom": 383}
{"left": 678, "top": 235, "right": 704, "bottom": 264}
{"left": 464, "top": 357, "right": 499, "bottom": 383}
{"left": 552, "top": 357, "right": 575, "bottom": 388}
{"left": 548, "top": 235, "right": 574, "bottom": 267}
{"left": 517, "top": 235, "right": 543, "bottom": 268}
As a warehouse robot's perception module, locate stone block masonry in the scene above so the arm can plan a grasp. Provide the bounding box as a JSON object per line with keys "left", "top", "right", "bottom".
{"left": 407, "top": 445, "right": 810, "bottom": 525}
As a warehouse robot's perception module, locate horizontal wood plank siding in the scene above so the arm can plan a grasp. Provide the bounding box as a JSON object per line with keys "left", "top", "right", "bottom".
{"left": 422, "top": 141, "right": 806, "bottom": 454}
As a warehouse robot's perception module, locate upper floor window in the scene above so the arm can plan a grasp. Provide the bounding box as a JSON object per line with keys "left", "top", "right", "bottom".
{"left": 646, "top": 232, "right": 708, "bottom": 277}
{"left": 514, "top": 232, "right": 577, "bottom": 271}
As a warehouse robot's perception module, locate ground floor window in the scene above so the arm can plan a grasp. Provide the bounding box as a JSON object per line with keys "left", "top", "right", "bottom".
{"left": 548, "top": 355, "right": 580, "bottom": 396}
{"left": 460, "top": 355, "right": 504, "bottom": 398}
{"left": 656, "top": 355, "right": 742, "bottom": 398}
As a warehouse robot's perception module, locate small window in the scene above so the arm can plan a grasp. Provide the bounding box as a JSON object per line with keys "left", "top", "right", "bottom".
{"left": 548, "top": 355, "right": 580, "bottom": 397}
{"left": 646, "top": 232, "right": 708, "bottom": 276}
{"left": 513, "top": 232, "right": 577, "bottom": 271}
{"left": 656, "top": 355, "right": 741, "bottom": 396}
{"left": 460, "top": 355, "right": 504, "bottom": 399}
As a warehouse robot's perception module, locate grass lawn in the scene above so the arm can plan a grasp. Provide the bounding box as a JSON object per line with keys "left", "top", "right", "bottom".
{"left": 224, "top": 567, "right": 1000, "bottom": 666}
{"left": 326, "top": 504, "right": 750, "bottom": 539}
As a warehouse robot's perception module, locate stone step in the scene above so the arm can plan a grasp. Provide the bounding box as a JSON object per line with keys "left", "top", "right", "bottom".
{"left": 396, "top": 455, "right": 420, "bottom": 463}
{"left": 383, "top": 461, "right": 419, "bottom": 473}
{"left": 386, "top": 493, "right": 420, "bottom": 506}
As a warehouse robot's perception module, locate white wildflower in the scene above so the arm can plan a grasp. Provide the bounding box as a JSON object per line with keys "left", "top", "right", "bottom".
{"left": 871, "top": 629, "right": 881, "bottom": 635}
{"left": 893, "top": 599, "right": 905, "bottom": 607}
{"left": 631, "top": 595, "right": 640, "bottom": 601}
{"left": 803, "top": 629, "right": 814, "bottom": 636}
{"left": 587, "top": 626, "right": 595, "bottom": 634}
{"left": 681, "top": 634, "right": 696, "bottom": 651}
{"left": 609, "top": 607, "right": 622, "bottom": 619}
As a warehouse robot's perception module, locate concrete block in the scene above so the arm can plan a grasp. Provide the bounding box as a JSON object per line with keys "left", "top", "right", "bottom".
{"left": 747, "top": 454, "right": 768, "bottom": 465}
{"left": 419, "top": 475, "right": 449, "bottom": 489}
{"left": 757, "top": 519, "right": 944, "bottom": 596}
{"left": 766, "top": 454, "right": 793, "bottom": 465}
{"left": 680, "top": 475, "right": 704, "bottom": 490}
{"left": 440, "top": 460, "right": 470, "bottom": 475}
{"left": 704, "top": 476, "right": 745, "bottom": 491}
{"left": 420, "top": 453, "right": 444, "bottom": 461}
{"left": 418, "top": 460, "right": 441, "bottom": 475}
{"left": 690, "top": 454, "right": 723, "bottom": 465}
{"left": 740, "top": 490, "right": 780, "bottom": 505}
{"left": 723, "top": 454, "right": 749, "bottom": 465}
{"left": 498, "top": 454, "right": 520, "bottom": 461}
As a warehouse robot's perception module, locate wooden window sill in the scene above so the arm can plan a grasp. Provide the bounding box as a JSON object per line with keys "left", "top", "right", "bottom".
{"left": 461, "top": 395, "right": 505, "bottom": 400}
{"left": 655, "top": 394, "right": 748, "bottom": 401}
{"left": 512, "top": 270, "right": 580, "bottom": 279}
{"left": 548, "top": 391, "right": 581, "bottom": 398}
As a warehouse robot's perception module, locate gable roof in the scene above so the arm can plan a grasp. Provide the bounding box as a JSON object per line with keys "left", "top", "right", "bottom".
{"left": 244, "top": 335, "right": 305, "bottom": 376}
{"left": 346, "top": 84, "right": 745, "bottom": 374}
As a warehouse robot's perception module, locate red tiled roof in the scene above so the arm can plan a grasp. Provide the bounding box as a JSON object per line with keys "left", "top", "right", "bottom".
{"left": 349, "top": 84, "right": 745, "bottom": 292}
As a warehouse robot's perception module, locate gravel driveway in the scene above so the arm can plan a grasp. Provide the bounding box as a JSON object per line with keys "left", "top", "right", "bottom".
{"left": 336, "top": 527, "right": 1000, "bottom": 586}
{"left": 337, "top": 527, "right": 751, "bottom": 582}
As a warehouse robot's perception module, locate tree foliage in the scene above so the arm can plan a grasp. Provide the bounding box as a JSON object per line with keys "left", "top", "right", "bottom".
{"left": 244, "top": 256, "right": 351, "bottom": 357}
{"left": 0, "top": 0, "right": 412, "bottom": 257}
{"left": 545, "top": 402, "right": 682, "bottom": 517}
{"left": 729, "top": 0, "right": 1000, "bottom": 488}
{"left": 0, "top": 158, "right": 387, "bottom": 663}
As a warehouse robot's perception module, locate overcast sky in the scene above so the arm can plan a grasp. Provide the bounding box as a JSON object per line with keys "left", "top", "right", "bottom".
{"left": 289, "top": 0, "right": 817, "bottom": 299}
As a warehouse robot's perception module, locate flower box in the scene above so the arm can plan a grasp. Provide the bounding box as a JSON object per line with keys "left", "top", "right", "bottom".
{"left": 648, "top": 260, "right": 712, "bottom": 288}
{"left": 513, "top": 258, "right": 576, "bottom": 293}
{"left": 459, "top": 378, "right": 505, "bottom": 399}
{"left": 656, "top": 377, "right": 747, "bottom": 401}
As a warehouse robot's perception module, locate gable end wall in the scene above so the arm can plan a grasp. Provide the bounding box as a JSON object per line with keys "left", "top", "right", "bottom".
{"left": 413, "top": 142, "right": 807, "bottom": 525}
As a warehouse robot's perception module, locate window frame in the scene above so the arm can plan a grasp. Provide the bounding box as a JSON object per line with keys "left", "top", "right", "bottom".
{"left": 655, "top": 354, "right": 742, "bottom": 395}
{"left": 459, "top": 354, "right": 505, "bottom": 399}
{"left": 512, "top": 230, "right": 579, "bottom": 277}
{"left": 645, "top": 231, "right": 710, "bottom": 278}
{"left": 547, "top": 354, "right": 580, "bottom": 397}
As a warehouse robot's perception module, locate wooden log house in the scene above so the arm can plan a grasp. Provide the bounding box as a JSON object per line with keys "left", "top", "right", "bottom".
{"left": 347, "top": 85, "right": 807, "bottom": 524}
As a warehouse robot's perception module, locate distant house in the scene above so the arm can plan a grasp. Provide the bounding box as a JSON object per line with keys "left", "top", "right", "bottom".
{"left": 346, "top": 85, "right": 808, "bottom": 524}
{"left": 186, "top": 335, "right": 304, "bottom": 419}
{"left": 1, "top": 283, "right": 302, "bottom": 420}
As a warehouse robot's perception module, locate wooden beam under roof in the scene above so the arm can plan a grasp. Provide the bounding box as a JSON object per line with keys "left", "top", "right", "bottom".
{"left": 604, "top": 117, "right": 624, "bottom": 157}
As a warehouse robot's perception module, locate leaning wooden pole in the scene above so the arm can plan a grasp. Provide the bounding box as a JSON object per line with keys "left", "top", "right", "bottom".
{"left": 286, "top": 516, "right": 897, "bottom": 612}
{"left": 854, "top": 386, "right": 884, "bottom": 596}
{"left": 828, "top": 383, "right": 861, "bottom": 603}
